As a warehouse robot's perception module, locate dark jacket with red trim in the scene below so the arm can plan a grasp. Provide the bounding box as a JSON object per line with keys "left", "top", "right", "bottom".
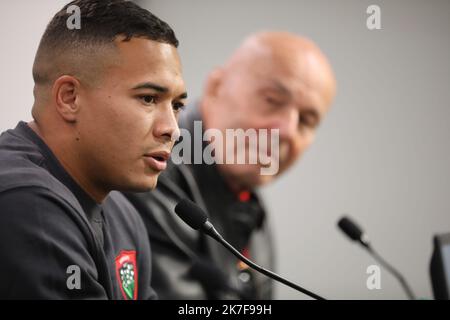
{"left": 0, "top": 122, "right": 156, "bottom": 300}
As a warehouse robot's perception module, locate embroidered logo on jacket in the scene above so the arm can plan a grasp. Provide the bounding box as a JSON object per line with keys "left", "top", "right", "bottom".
{"left": 115, "top": 251, "right": 138, "bottom": 300}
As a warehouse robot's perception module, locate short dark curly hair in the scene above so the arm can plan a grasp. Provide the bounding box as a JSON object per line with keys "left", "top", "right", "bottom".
{"left": 33, "top": 0, "right": 179, "bottom": 85}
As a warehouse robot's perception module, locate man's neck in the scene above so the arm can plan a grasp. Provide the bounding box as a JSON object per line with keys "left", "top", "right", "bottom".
{"left": 27, "top": 120, "right": 107, "bottom": 203}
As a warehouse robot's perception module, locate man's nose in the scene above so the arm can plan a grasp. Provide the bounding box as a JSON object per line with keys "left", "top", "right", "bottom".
{"left": 152, "top": 103, "right": 179, "bottom": 143}
{"left": 274, "top": 107, "right": 298, "bottom": 140}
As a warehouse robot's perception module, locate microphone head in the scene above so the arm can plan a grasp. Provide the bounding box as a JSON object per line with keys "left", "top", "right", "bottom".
{"left": 174, "top": 199, "right": 208, "bottom": 230}
{"left": 337, "top": 216, "right": 364, "bottom": 242}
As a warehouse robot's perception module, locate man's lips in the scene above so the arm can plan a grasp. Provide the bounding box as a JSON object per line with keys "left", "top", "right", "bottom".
{"left": 143, "top": 150, "right": 170, "bottom": 171}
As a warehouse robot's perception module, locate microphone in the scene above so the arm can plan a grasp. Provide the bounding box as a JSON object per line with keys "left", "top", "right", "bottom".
{"left": 338, "top": 217, "right": 370, "bottom": 247}
{"left": 175, "top": 199, "right": 326, "bottom": 300}
{"left": 337, "top": 215, "right": 416, "bottom": 300}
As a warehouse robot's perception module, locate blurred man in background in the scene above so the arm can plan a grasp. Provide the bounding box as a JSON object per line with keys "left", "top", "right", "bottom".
{"left": 126, "top": 31, "right": 336, "bottom": 299}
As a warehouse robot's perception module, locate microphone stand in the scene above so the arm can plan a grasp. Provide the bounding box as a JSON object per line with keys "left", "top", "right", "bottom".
{"left": 203, "top": 221, "right": 326, "bottom": 300}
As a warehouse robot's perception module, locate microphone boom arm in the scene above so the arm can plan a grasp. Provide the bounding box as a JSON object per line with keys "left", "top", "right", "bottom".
{"left": 365, "top": 244, "right": 416, "bottom": 300}
{"left": 203, "top": 221, "right": 326, "bottom": 300}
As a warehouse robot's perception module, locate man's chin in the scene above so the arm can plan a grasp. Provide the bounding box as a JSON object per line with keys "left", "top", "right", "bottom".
{"left": 251, "top": 174, "right": 276, "bottom": 187}
{"left": 233, "top": 171, "right": 277, "bottom": 189}
{"left": 123, "top": 175, "right": 159, "bottom": 193}
{"left": 245, "top": 164, "right": 280, "bottom": 185}
{"left": 221, "top": 164, "right": 278, "bottom": 189}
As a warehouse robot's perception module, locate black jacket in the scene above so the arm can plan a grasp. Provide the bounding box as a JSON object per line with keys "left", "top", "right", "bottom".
{"left": 125, "top": 105, "right": 275, "bottom": 299}
{"left": 0, "top": 122, "right": 156, "bottom": 299}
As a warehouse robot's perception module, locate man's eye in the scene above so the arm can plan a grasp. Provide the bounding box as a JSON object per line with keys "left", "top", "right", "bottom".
{"left": 265, "top": 96, "right": 283, "bottom": 106}
{"left": 299, "top": 113, "right": 318, "bottom": 129}
{"left": 139, "top": 95, "right": 156, "bottom": 105}
{"left": 172, "top": 102, "right": 186, "bottom": 112}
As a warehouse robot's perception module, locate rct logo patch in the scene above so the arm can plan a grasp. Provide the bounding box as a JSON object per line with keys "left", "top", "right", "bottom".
{"left": 115, "top": 251, "right": 138, "bottom": 300}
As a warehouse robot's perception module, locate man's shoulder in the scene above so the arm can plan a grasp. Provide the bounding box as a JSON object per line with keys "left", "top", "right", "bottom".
{"left": 0, "top": 125, "right": 80, "bottom": 207}
{"left": 0, "top": 156, "right": 82, "bottom": 212}
{"left": 0, "top": 186, "right": 105, "bottom": 299}
{"left": 0, "top": 185, "right": 87, "bottom": 238}
{"left": 105, "top": 191, "right": 147, "bottom": 228}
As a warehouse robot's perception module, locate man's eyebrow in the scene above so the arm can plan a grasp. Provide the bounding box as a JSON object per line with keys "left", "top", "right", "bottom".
{"left": 132, "top": 82, "right": 187, "bottom": 99}
{"left": 269, "top": 79, "right": 322, "bottom": 121}
{"left": 270, "top": 79, "right": 292, "bottom": 97}
{"left": 177, "top": 92, "right": 188, "bottom": 100}
{"left": 132, "top": 82, "right": 168, "bottom": 92}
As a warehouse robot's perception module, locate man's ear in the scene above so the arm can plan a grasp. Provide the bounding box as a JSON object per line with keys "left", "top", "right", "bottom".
{"left": 204, "top": 67, "right": 224, "bottom": 102}
{"left": 52, "top": 75, "right": 81, "bottom": 123}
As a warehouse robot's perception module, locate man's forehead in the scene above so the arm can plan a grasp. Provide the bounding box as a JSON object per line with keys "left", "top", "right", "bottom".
{"left": 235, "top": 37, "right": 333, "bottom": 87}
{"left": 106, "top": 37, "right": 184, "bottom": 90}
{"left": 260, "top": 53, "right": 335, "bottom": 108}
{"left": 114, "top": 37, "right": 181, "bottom": 69}
{"left": 249, "top": 74, "right": 331, "bottom": 116}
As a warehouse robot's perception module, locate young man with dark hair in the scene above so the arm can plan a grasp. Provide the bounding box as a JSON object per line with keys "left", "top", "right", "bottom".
{"left": 0, "top": 0, "right": 186, "bottom": 299}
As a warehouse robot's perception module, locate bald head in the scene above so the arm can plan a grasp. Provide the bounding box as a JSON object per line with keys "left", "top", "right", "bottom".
{"left": 201, "top": 31, "right": 336, "bottom": 189}
{"left": 223, "top": 31, "right": 336, "bottom": 108}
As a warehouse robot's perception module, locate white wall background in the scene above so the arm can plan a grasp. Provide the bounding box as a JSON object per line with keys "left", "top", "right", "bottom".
{"left": 0, "top": 1, "right": 71, "bottom": 130}
{"left": 1, "top": 0, "right": 449, "bottom": 299}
